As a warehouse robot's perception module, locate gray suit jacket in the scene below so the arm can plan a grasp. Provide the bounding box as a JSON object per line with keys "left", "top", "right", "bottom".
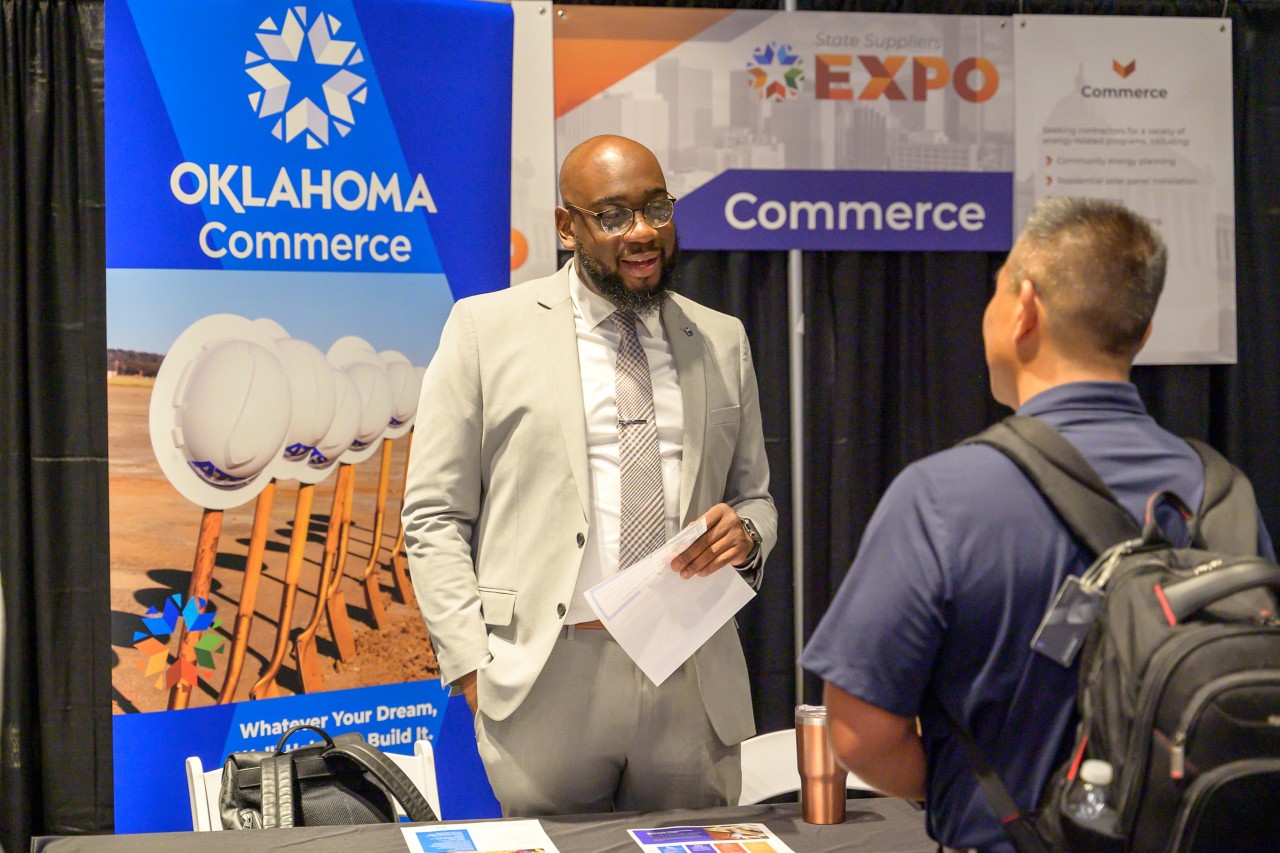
{"left": 402, "top": 261, "right": 777, "bottom": 745}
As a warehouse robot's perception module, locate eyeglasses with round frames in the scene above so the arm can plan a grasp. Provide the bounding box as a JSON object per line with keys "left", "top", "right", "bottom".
{"left": 563, "top": 196, "right": 677, "bottom": 236}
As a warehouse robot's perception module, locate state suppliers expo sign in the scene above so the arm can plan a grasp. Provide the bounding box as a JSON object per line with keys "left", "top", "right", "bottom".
{"left": 554, "top": 7, "right": 1014, "bottom": 251}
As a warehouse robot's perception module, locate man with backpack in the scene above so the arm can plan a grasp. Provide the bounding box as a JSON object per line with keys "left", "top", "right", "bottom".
{"left": 800, "top": 197, "right": 1275, "bottom": 852}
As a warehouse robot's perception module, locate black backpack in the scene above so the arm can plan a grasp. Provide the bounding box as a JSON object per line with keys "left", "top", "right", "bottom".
{"left": 954, "top": 415, "right": 1280, "bottom": 853}
{"left": 220, "top": 725, "right": 437, "bottom": 829}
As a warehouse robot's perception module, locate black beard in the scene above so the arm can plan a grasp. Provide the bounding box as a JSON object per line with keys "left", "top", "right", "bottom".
{"left": 574, "top": 234, "right": 678, "bottom": 316}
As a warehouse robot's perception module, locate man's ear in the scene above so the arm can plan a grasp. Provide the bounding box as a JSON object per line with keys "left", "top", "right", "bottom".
{"left": 1012, "top": 278, "right": 1040, "bottom": 344}
{"left": 555, "top": 206, "right": 575, "bottom": 250}
{"left": 1137, "top": 321, "right": 1154, "bottom": 353}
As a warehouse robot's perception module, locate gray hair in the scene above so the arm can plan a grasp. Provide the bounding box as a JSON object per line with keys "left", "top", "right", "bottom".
{"left": 1013, "top": 197, "right": 1168, "bottom": 361}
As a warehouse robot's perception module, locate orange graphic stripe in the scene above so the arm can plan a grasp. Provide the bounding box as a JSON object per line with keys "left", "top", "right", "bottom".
{"left": 553, "top": 5, "right": 733, "bottom": 118}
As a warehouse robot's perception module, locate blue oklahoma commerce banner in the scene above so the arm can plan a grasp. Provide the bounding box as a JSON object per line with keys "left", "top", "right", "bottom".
{"left": 106, "top": 0, "right": 509, "bottom": 832}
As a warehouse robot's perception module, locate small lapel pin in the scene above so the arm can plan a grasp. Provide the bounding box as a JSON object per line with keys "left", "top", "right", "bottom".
{"left": 683, "top": 327, "right": 693, "bottom": 337}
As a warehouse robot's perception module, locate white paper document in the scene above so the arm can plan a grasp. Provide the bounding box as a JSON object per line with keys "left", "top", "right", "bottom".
{"left": 584, "top": 518, "right": 757, "bottom": 686}
{"left": 402, "top": 818, "right": 560, "bottom": 852}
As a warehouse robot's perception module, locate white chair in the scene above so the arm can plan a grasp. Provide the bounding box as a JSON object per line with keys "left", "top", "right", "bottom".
{"left": 186, "top": 738, "right": 440, "bottom": 831}
{"left": 738, "top": 729, "right": 876, "bottom": 806}
{"left": 185, "top": 754, "right": 221, "bottom": 831}
{"left": 413, "top": 737, "right": 442, "bottom": 819}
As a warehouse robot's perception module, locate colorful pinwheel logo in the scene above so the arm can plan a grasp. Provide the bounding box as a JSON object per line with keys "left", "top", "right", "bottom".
{"left": 133, "top": 594, "right": 225, "bottom": 691}
{"left": 747, "top": 42, "right": 804, "bottom": 101}
{"left": 245, "top": 6, "right": 369, "bottom": 149}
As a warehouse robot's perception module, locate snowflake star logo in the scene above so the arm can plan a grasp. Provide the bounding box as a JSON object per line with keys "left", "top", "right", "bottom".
{"left": 746, "top": 41, "right": 804, "bottom": 101}
{"left": 245, "top": 7, "right": 369, "bottom": 149}
{"left": 133, "top": 594, "right": 225, "bottom": 691}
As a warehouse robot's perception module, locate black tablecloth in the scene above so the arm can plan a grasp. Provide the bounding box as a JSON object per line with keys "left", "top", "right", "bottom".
{"left": 33, "top": 798, "right": 933, "bottom": 852}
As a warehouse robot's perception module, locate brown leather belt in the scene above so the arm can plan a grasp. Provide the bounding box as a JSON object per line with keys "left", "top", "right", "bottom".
{"left": 559, "top": 619, "right": 612, "bottom": 639}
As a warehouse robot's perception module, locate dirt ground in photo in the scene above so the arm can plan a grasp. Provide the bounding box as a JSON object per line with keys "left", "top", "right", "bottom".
{"left": 109, "top": 378, "right": 440, "bottom": 715}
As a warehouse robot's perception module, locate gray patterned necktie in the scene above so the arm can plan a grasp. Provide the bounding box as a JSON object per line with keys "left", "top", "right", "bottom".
{"left": 611, "top": 310, "right": 665, "bottom": 569}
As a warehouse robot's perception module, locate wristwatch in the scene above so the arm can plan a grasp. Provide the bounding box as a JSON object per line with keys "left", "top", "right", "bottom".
{"left": 739, "top": 516, "right": 762, "bottom": 566}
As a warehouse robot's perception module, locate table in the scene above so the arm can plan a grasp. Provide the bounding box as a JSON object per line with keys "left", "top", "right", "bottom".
{"left": 33, "top": 798, "right": 933, "bottom": 852}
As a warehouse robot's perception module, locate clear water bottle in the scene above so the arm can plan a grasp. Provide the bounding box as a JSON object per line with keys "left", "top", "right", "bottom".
{"left": 1064, "top": 759, "right": 1114, "bottom": 822}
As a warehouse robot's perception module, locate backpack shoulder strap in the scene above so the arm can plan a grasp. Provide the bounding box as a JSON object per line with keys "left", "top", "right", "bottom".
{"left": 260, "top": 751, "right": 296, "bottom": 829}
{"left": 327, "top": 734, "right": 437, "bottom": 823}
{"left": 1185, "top": 438, "right": 1259, "bottom": 555}
{"left": 963, "top": 415, "right": 1140, "bottom": 557}
{"left": 938, "top": 704, "right": 1053, "bottom": 853}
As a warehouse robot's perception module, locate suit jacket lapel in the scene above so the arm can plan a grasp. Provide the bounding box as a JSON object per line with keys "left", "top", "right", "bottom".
{"left": 664, "top": 298, "right": 705, "bottom": 525}
{"left": 536, "top": 267, "right": 589, "bottom": 519}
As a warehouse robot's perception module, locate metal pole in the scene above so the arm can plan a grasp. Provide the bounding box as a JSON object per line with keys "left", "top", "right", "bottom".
{"left": 781, "top": 0, "right": 804, "bottom": 709}
{"left": 788, "top": 248, "right": 805, "bottom": 705}
{"left": 783, "top": 244, "right": 803, "bottom": 701}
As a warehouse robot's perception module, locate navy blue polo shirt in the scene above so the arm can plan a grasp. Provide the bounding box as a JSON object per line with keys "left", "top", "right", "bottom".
{"left": 800, "top": 381, "right": 1274, "bottom": 852}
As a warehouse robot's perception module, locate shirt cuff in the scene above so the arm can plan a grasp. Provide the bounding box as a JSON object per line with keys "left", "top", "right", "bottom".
{"left": 735, "top": 550, "right": 764, "bottom": 590}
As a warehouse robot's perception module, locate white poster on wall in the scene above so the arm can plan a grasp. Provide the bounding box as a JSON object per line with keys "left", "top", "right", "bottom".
{"left": 1013, "top": 15, "right": 1236, "bottom": 364}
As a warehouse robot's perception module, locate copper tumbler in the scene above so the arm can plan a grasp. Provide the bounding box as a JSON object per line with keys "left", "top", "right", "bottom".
{"left": 795, "top": 704, "right": 847, "bottom": 824}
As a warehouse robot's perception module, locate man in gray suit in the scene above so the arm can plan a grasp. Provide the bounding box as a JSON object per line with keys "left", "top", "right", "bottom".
{"left": 402, "top": 135, "right": 777, "bottom": 816}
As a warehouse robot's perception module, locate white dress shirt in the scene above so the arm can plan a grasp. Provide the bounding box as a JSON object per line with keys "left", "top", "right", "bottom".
{"left": 565, "top": 269, "right": 684, "bottom": 623}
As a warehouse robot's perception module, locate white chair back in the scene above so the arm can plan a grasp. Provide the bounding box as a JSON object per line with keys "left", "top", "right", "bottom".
{"left": 184, "top": 755, "right": 220, "bottom": 831}
{"left": 738, "top": 728, "right": 875, "bottom": 806}
{"left": 413, "top": 737, "right": 442, "bottom": 819}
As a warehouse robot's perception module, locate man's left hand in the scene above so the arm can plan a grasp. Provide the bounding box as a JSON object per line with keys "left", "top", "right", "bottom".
{"left": 670, "top": 503, "right": 753, "bottom": 579}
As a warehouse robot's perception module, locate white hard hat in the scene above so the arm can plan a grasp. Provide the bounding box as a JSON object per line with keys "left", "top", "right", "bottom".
{"left": 379, "top": 349, "right": 417, "bottom": 438}
{"left": 150, "top": 314, "right": 292, "bottom": 509}
{"left": 273, "top": 337, "right": 338, "bottom": 473}
{"left": 298, "top": 367, "right": 361, "bottom": 483}
{"left": 178, "top": 339, "right": 292, "bottom": 484}
{"left": 344, "top": 360, "right": 394, "bottom": 449}
{"left": 327, "top": 336, "right": 391, "bottom": 464}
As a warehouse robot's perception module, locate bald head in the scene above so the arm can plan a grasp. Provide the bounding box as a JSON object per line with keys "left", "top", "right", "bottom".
{"left": 559, "top": 135, "right": 666, "bottom": 208}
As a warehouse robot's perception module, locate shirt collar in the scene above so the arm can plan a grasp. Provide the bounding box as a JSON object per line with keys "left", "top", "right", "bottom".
{"left": 1017, "top": 381, "right": 1147, "bottom": 419}
{"left": 568, "top": 259, "right": 665, "bottom": 338}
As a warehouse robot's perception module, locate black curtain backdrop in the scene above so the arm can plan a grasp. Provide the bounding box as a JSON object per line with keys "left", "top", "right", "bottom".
{"left": 1, "top": 1, "right": 111, "bottom": 851}
{"left": 4, "top": 0, "right": 1280, "bottom": 847}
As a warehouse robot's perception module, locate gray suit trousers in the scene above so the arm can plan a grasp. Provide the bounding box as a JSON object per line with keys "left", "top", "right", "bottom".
{"left": 474, "top": 627, "right": 742, "bottom": 816}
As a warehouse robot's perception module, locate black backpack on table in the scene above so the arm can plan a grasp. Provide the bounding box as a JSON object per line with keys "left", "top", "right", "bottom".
{"left": 220, "top": 724, "right": 436, "bottom": 829}
{"left": 954, "top": 416, "right": 1280, "bottom": 853}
